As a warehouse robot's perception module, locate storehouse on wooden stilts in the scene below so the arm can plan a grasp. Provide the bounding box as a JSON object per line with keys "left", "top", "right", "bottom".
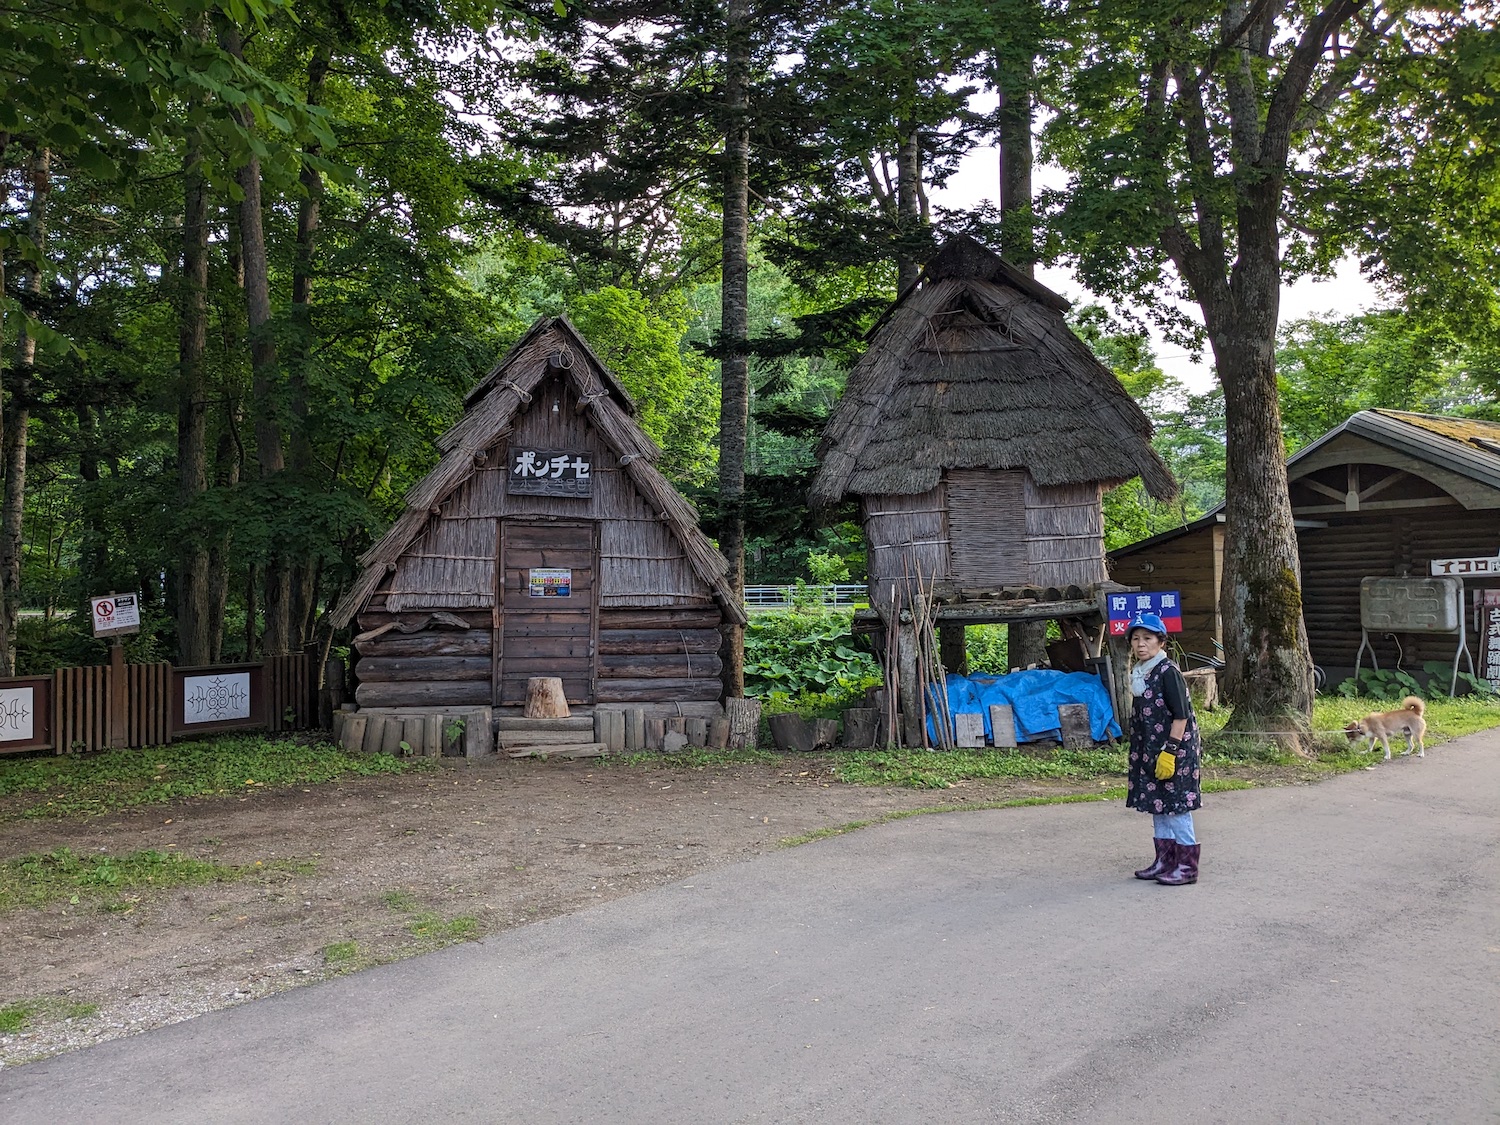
{"left": 330, "top": 316, "right": 745, "bottom": 741}
{"left": 811, "top": 235, "right": 1177, "bottom": 742}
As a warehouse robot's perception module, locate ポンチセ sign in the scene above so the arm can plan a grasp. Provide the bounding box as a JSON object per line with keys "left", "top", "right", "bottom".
{"left": 507, "top": 448, "right": 593, "bottom": 497}
{"left": 90, "top": 592, "right": 141, "bottom": 638}
{"left": 1107, "top": 590, "right": 1183, "bottom": 635}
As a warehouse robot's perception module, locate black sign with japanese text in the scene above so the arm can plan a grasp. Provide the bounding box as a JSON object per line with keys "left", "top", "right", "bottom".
{"left": 506, "top": 448, "right": 594, "bottom": 497}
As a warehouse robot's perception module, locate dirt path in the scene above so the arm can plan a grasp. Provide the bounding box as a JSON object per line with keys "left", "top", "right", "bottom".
{"left": 0, "top": 756, "right": 1108, "bottom": 1066}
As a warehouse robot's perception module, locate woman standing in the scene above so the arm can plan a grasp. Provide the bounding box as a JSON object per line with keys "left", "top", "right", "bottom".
{"left": 1125, "top": 612, "right": 1202, "bottom": 885}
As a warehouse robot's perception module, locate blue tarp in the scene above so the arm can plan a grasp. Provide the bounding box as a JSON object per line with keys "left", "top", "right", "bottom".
{"left": 928, "top": 669, "right": 1121, "bottom": 744}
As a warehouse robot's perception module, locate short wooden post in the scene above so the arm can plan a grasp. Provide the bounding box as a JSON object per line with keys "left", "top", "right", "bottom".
{"left": 842, "top": 708, "right": 878, "bottom": 748}
{"left": 423, "top": 714, "right": 445, "bottom": 758}
{"left": 667, "top": 716, "right": 687, "bottom": 736}
{"left": 625, "top": 708, "right": 645, "bottom": 750}
{"left": 896, "top": 621, "right": 925, "bottom": 747}
{"left": 523, "top": 676, "right": 569, "bottom": 719}
{"left": 726, "top": 697, "right": 761, "bottom": 749}
{"left": 812, "top": 718, "right": 839, "bottom": 750}
{"left": 707, "top": 718, "right": 730, "bottom": 748}
{"left": 341, "top": 714, "right": 368, "bottom": 753}
{"left": 685, "top": 717, "right": 708, "bottom": 747}
{"left": 645, "top": 718, "right": 666, "bottom": 750}
{"left": 767, "top": 713, "right": 814, "bottom": 752}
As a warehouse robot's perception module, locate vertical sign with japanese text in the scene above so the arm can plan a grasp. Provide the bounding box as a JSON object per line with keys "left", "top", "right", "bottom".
{"left": 1482, "top": 589, "right": 1500, "bottom": 691}
{"left": 1107, "top": 591, "right": 1184, "bottom": 635}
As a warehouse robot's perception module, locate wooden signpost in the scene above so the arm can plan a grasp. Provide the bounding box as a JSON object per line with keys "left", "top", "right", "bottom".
{"left": 90, "top": 593, "right": 141, "bottom": 749}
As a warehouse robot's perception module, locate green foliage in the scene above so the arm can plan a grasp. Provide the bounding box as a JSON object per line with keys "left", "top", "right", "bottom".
{"left": 806, "top": 552, "right": 850, "bottom": 584}
{"left": 1337, "top": 662, "right": 1496, "bottom": 703}
{"left": 0, "top": 997, "right": 97, "bottom": 1035}
{"left": 0, "top": 847, "right": 247, "bottom": 912}
{"left": 380, "top": 887, "right": 480, "bottom": 944}
{"left": 322, "top": 941, "right": 359, "bottom": 966}
{"left": 965, "top": 625, "right": 1009, "bottom": 674}
{"left": 743, "top": 608, "right": 880, "bottom": 700}
{"left": 0, "top": 735, "right": 417, "bottom": 819}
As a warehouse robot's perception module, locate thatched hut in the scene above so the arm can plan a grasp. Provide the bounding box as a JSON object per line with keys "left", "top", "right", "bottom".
{"left": 811, "top": 235, "right": 1176, "bottom": 739}
{"left": 331, "top": 315, "right": 744, "bottom": 715}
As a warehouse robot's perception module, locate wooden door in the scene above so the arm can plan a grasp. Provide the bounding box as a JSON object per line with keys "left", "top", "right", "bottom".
{"left": 497, "top": 520, "right": 596, "bottom": 705}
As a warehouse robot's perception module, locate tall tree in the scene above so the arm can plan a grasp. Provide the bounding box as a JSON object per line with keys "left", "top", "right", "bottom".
{"left": 1045, "top": 0, "right": 1500, "bottom": 732}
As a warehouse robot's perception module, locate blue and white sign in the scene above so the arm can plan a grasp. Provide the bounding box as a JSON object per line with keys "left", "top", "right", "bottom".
{"left": 1107, "top": 590, "right": 1183, "bottom": 636}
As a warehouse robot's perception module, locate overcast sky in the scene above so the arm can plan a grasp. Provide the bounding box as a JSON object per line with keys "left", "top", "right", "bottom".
{"left": 933, "top": 142, "right": 1387, "bottom": 395}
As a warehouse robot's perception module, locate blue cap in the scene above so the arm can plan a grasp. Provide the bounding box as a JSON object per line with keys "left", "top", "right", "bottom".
{"left": 1128, "top": 612, "right": 1168, "bottom": 638}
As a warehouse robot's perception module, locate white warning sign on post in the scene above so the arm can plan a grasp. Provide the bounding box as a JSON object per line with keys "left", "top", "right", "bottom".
{"left": 90, "top": 592, "right": 141, "bottom": 638}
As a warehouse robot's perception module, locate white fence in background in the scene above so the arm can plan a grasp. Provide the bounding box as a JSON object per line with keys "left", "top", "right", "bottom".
{"left": 743, "top": 584, "right": 867, "bottom": 611}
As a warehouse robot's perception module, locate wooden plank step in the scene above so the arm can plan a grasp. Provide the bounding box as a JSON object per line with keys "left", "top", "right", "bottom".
{"left": 495, "top": 716, "right": 595, "bottom": 733}
{"left": 506, "top": 742, "right": 609, "bottom": 759}
{"left": 497, "top": 729, "right": 607, "bottom": 747}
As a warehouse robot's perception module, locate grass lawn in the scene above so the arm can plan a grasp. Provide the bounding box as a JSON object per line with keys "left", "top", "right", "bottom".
{"left": 0, "top": 734, "right": 424, "bottom": 819}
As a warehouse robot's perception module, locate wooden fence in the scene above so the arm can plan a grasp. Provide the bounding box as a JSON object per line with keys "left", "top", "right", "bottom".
{"left": 0, "top": 651, "right": 318, "bottom": 756}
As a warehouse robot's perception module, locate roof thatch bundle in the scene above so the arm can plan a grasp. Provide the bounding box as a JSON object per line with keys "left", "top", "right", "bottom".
{"left": 811, "top": 236, "right": 1177, "bottom": 509}
{"left": 331, "top": 315, "right": 744, "bottom": 628}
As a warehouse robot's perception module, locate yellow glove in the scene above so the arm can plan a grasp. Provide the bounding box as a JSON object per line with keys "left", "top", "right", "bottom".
{"left": 1154, "top": 751, "right": 1177, "bottom": 780}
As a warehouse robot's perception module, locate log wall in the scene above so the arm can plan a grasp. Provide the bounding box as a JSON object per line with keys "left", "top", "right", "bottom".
{"left": 594, "top": 607, "right": 724, "bottom": 704}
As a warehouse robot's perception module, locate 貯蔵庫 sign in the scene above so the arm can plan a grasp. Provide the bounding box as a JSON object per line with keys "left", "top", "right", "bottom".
{"left": 90, "top": 592, "right": 141, "bottom": 638}
{"left": 1107, "top": 591, "right": 1183, "bottom": 635}
{"left": 506, "top": 448, "right": 593, "bottom": 497}
{"left": 529, "top": 568, "right": 573, "bottom": 598}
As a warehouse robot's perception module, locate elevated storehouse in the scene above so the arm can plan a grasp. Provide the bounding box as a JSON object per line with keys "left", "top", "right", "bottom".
{"left": 331, "top": 316, "right": 745, "bottom": 713}
{"left": 812, "top": 235, "right": 1176, "bottom": 737}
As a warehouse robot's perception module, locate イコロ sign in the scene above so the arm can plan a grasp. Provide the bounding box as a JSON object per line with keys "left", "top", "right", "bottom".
{"left": 90, "top": 592, "right": 141, "bottom": 638}
{"left": 1107, "top": 591, "right": 1183, "bottom": 635}
{"left": 1431, "top": 555, "right": 1500, "bottom": 577}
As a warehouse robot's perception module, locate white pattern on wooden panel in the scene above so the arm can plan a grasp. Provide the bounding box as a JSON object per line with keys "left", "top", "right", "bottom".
{"left": 184, "top": 672, "right": 252, "bottom": 724}
{"left": 0, "top": 687, "right": 35, "bottom": 741}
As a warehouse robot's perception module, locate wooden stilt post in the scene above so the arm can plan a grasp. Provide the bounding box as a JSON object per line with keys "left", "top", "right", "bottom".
{"left": 896, "top": 620, "right": 925, "bottom": 747}
{"left": 108, "top": 642, "right": 127, "bottom": 749}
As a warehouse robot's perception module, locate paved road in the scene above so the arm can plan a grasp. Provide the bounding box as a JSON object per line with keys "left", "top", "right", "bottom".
{"left": 5, "top": 734, "right": 1498, "bottom": 1124}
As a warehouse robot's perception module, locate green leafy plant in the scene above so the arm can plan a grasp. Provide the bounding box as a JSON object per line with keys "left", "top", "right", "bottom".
{"left": 743, "top": 608, "right": 880, "bottom": 699}
{"left": 1336, "top": 667, "right": 1424, "bottom": 702}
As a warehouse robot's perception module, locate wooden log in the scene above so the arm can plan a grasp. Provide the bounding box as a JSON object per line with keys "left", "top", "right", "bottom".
{"left": 423, "top": 714, "right": 445, "bottom": 759}
{"left": 507, "top": 742, "right": 609, "bottom": 759}
{"left": 596, "top": 629, "right": 723, "bottom": 655}
{"left": 954, "top": 712, "right": 987, "bottom": 748}
{"left": 645, "top": 718, "right": 666, "bottom": 751}
{"left": 355, "top": 656, "right": 492, "bottom": 683}
{"left": 667, "top": 716, "right": 686, "bottom": 736}
{"left": 812, "top": 718, "right": 839, "bottom": 751}
{"left": 498, "top": 729, "right": 602, "bottom": 747}
{"left": 362, "top": 716, "right": 387, "bottom": 755}
{"left": 524, "top": 677, "right": 570, "bottom": 719}
{"left": 596, "top": 653, "right": 724, "bottom": 679}
{"left": 340, "top": 714, "right": 367, "bottom": 753}
{"left": 1059, "top": 704, "right": 1092, "bottom": 749}
{"left": 463, "top": 708, "right": 493, "bottom": 758}
{"left": 842, "top": 708, "right": 878, "bottom": 748}
{"left": 331, "top": 710, "right": 347, "bottom": 745}
{"left": 443, "top": 716, "right": 466, "bottom": 758}
{"left": 593, "top": 678, "right": 723, "bottom": 703}
{"left": 768, "top": 713, "right": 814, "bottom": 753}
{"left": 685, "top": 717, "right": 708, "bottom": 747}
{"left": 380, "top": 717, "right": 405, "bottom": 756}
{"left": 355, "top": 681, "right": 492, "bottom": 708}
{"left": 495, "top": 716, "right": 594, "bottom": 732}
{"left": 625, "top": 708, "right": 645, "bottom": 750}
{"left": 726, "top": 697, "right": 761, "bottom": 749}
{"left": 707, "top": 718, "right": 730, "bottom": 749}
{"left": 354, "top": 631, "right": 492, "bottom": 658}
{"left": 989, "top": 704, "right": 1017, "bottom": 749}
{"left": 608, "top": 710, "right": 626, "bottom": 753}
{"left": 598, "top": 608, "right": 722, "bottom": 630}
{"left": 594, "top": 710, "right": 607, "bottom": 746}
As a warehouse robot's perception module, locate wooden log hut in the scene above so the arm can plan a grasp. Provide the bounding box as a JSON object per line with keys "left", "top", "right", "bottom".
{"left": 330, "top": 315, "right": 746, "bottom": 715}
{"left": 811, "top": 235, "right": 1177, "bottom": 741}
{"left": 1110, "top": 409, "right": 1500, "bottom": 684}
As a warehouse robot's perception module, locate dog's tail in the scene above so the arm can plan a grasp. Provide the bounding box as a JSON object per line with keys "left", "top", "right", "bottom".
{"left": 1402, "top": 696, "right": 1425, "bottom": 715}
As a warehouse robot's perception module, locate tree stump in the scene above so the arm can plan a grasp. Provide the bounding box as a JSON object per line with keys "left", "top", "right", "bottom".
{"left": 767, "top": 713, "right": 815, "bottom": 753}
{"left": 842, "top": 708, "right": 878, "bottom": 748}
{"left": 524, "top": 676, "right": 570, "bottom": 719}
{"left": 726, "top": 697, "right": 761, "bottom": 749}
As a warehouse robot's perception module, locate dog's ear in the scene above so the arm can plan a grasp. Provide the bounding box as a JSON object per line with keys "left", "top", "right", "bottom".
{"left": 1343, "top": 722, "right": 1360, "bottom": 739}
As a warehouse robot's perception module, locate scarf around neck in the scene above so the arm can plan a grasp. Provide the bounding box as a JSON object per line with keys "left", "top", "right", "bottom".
{"left": 1130, "top": 650, "right": 1167, "bottom": 697}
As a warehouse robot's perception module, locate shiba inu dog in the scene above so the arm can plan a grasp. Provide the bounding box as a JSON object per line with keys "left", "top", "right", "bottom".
{"left": 1344, "top": 696, "right": 1426, "bottom": 760}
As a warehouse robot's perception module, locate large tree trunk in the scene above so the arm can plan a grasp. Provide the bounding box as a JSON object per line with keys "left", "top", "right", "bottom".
{"left": 288, "top": 47, "right": 329, "bottom": 651}
{"left": 1212, "top": 285, "right": 1314, "bottom": 730}
{"left": 997, "top": 76, "right": 1034, "bottom": 273}
{"left": 176, "top": 135, "right": 213, "bottom": 665}
{"left": 0, "top": 147, "right": 49, "bottom": 675}
{"left": 224, "top": 27, "right": 290, "bottom": 656}
{"left": 718, "top": 0, "right": 751, "bottom": 698}
{"left": 895, "top": 124, "right": 921, "bottom": 292}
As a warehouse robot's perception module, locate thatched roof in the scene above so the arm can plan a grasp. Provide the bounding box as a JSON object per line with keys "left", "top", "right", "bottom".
{"left": 811, "top": 236, "right": 1178, "bottom": 509}
{"left": 331, "top": 315, "right": 745, "bottom": 628}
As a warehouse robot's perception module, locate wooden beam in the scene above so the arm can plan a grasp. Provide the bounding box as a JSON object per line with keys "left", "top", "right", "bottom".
{"left": 1290, "top": 496, "right": 1460, "bottom": 516}
{"left": 1299, "top": 478, "right": 1345, "bottom": 503}
{"left": 1357, "top": 469, "right": 1407, "bottom": 502}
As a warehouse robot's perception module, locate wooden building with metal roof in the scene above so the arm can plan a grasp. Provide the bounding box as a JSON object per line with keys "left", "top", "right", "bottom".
{"left": 1109, "top": 410, "right": 1500, "bottom": 681}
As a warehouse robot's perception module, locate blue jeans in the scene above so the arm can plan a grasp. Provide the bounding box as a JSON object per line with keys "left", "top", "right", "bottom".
{"left": 1152, "top": 812, "right": 1197, "bottom": 845}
